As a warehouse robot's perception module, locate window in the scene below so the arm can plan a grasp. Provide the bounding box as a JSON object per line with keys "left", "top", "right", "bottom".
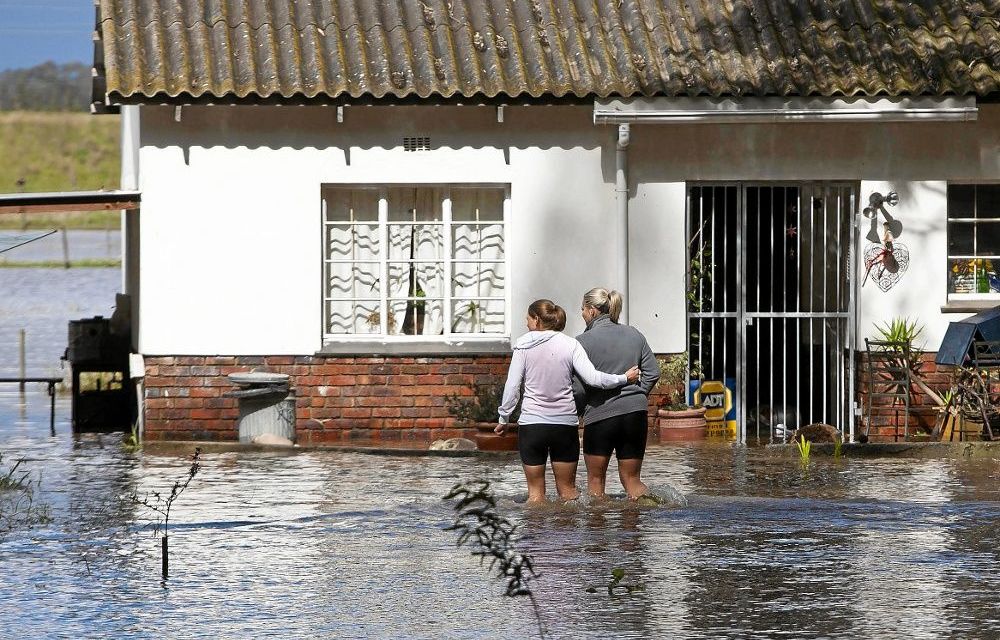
{"left": 948, "top": 185, "right": 1000, "bottom": 298}
{"left": 322, "top": 186, "right": 509, "bottom": 339}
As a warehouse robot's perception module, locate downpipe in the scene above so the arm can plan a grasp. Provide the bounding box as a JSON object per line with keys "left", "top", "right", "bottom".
{"left": 616, "top": 124, "right": 630, "bottom": 324}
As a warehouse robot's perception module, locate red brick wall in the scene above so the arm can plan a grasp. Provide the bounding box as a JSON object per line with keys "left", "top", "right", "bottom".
{"left": 149, "top": 352, "right": 953, "bottom": 444}
{"left": 143, "top": 355, "right": 513, "bottom": 444}
{"left": 856, "top": 351, "right": 952, "bottom": 442}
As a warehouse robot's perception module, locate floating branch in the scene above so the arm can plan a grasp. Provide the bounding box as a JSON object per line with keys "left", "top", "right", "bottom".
{"left": 443, "top": 480, "right": 545, "bottom": 638}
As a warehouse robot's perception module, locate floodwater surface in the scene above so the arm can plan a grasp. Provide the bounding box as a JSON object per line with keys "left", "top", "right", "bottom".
{"left": 2, "top": 397, "right": 1000, "bottom": 639}
{"left": 3, "top": 254, "right": 1000, "bottom": 638}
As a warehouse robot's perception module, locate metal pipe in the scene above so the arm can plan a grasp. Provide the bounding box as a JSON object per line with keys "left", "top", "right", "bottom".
{"left": 616, "top": 124, "right": 630, "bottom": 324}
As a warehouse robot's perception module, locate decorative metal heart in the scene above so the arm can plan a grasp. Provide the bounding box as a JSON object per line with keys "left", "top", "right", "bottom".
{"left": 863, "top": 242, "right": 909, "bottom": 292}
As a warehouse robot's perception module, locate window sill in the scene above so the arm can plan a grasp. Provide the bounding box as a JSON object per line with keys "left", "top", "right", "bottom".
{"left": 941, "top": 299, "right": 1000, "bottom": 313}
{"left": 316, "top": 337, "right": 511, "bottom": 356}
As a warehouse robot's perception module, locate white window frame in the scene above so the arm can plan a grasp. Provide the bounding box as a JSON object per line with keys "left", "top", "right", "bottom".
{"left": 321, "top": 183, "right": 512, "bottom": 346}
{"left": 947, "top": 183, "right": 1000, "bottom": 302}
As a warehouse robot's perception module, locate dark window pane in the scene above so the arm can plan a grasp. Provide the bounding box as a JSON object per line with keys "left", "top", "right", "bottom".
{"left": 949, "top": 221, "right": 975, "bottom": 255}
{"left": 977, "top": 221, "right": 1000, "bottom": 256}
{"left": 977, "top": 185, "right": 1000, "bottom": 219}
{"left": 949, "top": 184, "right": 975, "bottom": 218}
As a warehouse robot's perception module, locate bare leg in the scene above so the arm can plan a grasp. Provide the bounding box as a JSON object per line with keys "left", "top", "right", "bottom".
{"left": 618, "top": 458, "right": 649, "bottom": 500}
{"left": 551, "top": 460, "right": 580, "bottom": 501}
{"left": 523, "top": 464, "right": 547, "bottom": 503}
{"left": 584, "top": 454, "right": 611, "bottom": 499}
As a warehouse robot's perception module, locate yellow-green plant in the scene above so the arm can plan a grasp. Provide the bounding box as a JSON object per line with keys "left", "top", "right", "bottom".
{"left": 833, "top": 436, "right": 842, "bottom": 459}
{"left": 796, "top": 435, "right": 811, "bottom": 467}
{"left": 122, "top": 423, "right": 141, "bottom": 452}
{"left": 873, "top": 317, "right": 946, "bottom": 407}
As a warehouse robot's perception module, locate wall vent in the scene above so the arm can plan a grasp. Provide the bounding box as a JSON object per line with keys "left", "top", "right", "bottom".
{"left": 403, "top": 136, "right": 431, "bottom": 152}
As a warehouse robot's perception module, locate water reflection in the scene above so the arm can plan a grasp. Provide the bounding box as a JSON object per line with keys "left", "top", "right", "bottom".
{"left": 3, "top": 403, "right": 1000, "bottom": 638}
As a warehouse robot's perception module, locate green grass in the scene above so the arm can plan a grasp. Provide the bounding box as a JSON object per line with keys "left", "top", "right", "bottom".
{"left": 0, "top": 111, "right": 120, "bottom": 230}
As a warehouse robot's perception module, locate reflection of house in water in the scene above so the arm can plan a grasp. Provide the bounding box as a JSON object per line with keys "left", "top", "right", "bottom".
{"left": 89, "top": 0, "right": 1000, "bottom": 444}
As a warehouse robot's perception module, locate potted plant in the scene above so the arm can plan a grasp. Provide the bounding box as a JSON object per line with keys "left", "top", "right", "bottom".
{"left": 655, "top": 352, "right": 707, "bottom": 442}
{"left": 445, "top": 384, "right": 518, "bottom": 451}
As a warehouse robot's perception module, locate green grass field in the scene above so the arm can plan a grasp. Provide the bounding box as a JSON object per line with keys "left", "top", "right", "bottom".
{"left": 0, "top": 111, "right": 121, "bottom": 229}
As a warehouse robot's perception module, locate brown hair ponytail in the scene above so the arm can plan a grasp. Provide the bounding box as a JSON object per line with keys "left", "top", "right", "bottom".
{"left": 527, "top": 299, "right": 566, "bottom": 331}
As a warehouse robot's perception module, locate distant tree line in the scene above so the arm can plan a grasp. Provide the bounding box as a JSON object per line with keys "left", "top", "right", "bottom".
{"left": 0, "top": 62, "right": 91, "bottom": 112}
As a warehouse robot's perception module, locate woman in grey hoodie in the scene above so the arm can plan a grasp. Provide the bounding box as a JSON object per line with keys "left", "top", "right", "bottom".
{"left": 573, "top": 288, "right": 660, "bottom": 500}
{"left": 496, "top": 299, "right": 639, "bottom": 503}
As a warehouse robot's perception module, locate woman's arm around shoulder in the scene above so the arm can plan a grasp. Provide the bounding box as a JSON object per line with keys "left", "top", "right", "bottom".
{"left": 570, "top": 340, "right": 639, "bottom": 388}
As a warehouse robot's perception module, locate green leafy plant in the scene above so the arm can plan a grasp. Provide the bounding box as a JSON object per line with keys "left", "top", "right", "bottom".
{"left": 873, "top": 317, "right": 945, "bottom": 406}
{"left": 443, "top": 480, "right": 544, "bottom": 638}
{"left": 122, "top": 423, "right": 141, "bottom": 452}
{"left": 127, "top": 448, "right": 202, "bottom": 579}
{"left": 586, "top": 567, "right": 645, "bottom": 595}
{"left": 445, "top": 384, "right": 507, "bottom": 424}
{"left": 796, "top": 435, "right": 811, "bottom": 468}
{"left": 832, "top": 436, "right": 842, "bottom": 460}
{"left": 451, "top": 300, "right": 482, "bottom": 332}
{"left": 656, "top": 352, "right": 703, "bottom": 411}
{"left": 0, "top": 451, "right": 52, "bottom": 541}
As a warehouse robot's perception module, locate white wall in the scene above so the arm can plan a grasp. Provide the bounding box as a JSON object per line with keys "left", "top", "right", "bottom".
{"left": 138, "top": 103, "right": 1000, "bottom": 355}
{"left": 627, "top": 105, "right": 1000, "bottom": 349}
{"left": 857, "top": 181, "right": 950, "bottom": 346}
{"left": 139, "top": 105, "right": 618, "bottom": 354}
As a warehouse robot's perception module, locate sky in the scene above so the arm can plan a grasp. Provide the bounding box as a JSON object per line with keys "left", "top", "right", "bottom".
{"left": 0, "top": 0, "right": 93, "bottom": 72}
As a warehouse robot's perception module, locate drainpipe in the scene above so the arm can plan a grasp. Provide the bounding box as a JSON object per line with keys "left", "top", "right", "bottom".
{"left": 616, "top": 124, "right": 630, "bottom": 324}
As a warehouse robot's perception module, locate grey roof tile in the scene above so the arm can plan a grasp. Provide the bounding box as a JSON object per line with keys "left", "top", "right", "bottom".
{"left": 94, "top": 0, "right": 1000, "bottom": 104}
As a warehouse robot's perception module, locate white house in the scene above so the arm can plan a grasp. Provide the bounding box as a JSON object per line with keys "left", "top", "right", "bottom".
{"left": 92, "top": 0, "right": 1000, "bottom": 444}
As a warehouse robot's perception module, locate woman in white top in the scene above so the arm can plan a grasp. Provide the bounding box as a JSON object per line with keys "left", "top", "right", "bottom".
{"left": 496, "top": 299, "right": 639, "bottom": 503}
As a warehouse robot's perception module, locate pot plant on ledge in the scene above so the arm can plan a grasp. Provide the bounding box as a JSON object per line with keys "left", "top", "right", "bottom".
{"left": 445, "top": 384, "right": 518, "bottom": 451}
{"left": 655, "top": 352, "right": 707, "bottom": 443}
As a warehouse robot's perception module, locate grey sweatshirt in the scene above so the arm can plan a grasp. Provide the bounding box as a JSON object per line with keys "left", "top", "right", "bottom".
{"left": 572, "top": 315, "right": 660, "bottom": 425}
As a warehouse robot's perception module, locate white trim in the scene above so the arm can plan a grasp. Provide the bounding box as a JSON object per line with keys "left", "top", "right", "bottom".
{"left": 594, "top": 96, "right": 978, "bottom": 124}
{"left": 322, "top": 184, "right": 510, "bottom": 342}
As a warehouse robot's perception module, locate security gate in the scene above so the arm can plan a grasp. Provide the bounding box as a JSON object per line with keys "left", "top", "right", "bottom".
{"left": 687, "top": 183, "right": 857, "bottom": 443}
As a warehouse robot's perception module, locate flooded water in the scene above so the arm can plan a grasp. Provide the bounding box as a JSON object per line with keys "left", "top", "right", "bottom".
{"left": 3, "top": 250, "right": 1000, "bottom": 638}
{"left": 0, "top": 231, "right": 121, "bottom": 380}
{"left": 2, "top": 402, "right": 1000, "bottom": 639}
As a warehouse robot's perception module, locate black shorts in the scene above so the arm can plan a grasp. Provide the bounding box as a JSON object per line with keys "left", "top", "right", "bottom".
{"left": 583, "top": 411, "right": 648, "bottom": 460}
{"left": 517, "top": 423, "right": 580, "bottom": 466}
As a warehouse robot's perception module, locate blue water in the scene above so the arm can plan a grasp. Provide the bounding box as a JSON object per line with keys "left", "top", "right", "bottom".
{"left": 3, "top": 400, "right": 1000, "bottom": 639}
{"left": 3, "top": 261, "right": 1000, "bottom": 638}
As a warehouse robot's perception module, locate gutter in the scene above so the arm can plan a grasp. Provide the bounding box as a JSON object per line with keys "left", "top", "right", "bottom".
{"left": 594, "top": 96, "right": 978, "bottom": 124}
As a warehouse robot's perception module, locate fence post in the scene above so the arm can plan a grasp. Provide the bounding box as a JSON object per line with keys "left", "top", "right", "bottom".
{"left": 18, "top": 329, "right": 26, "bottom": 392}
{"left": 61, "top": 227, "right": 70, "bottom": 269}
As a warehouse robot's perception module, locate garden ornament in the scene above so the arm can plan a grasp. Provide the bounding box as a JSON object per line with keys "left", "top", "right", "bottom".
{"left": 861, "top": 191, "right": 908, "bottom": 291}
{"left": 863, "top": 222, "right": 909, "bottom": 291}
{"left": 863, "top": 191, "right": 902, "bottom": 243}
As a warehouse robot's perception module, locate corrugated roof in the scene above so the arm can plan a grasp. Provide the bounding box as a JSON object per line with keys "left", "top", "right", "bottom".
{"left": 93, "top": 0, "right": 1000, "bottom": 105}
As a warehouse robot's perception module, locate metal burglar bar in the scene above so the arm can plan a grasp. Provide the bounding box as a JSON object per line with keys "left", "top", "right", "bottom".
{"left": 687, "top": 183, "right": 857, "bottom": 444}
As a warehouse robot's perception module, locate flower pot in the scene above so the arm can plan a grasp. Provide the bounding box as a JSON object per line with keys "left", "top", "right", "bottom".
{"left": 472, "top": 422, "right": 518, "bottom": 451}
{"left": 656, "top": 407, "right": 708, "bottom": 443}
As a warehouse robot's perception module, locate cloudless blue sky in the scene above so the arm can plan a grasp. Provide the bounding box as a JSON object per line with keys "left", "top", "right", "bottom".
{"left": 0, "top": 0, "right": 93, "bottom": 72}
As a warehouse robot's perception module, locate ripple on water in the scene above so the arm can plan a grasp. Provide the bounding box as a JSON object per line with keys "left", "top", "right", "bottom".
{"left": 3, "top": 410, "right": 1000, "bottom": 638}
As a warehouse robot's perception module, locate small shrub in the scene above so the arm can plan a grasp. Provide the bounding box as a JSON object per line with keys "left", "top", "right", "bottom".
{"left": 127, "top": 448, "right": 202, "bottom": 579}
{"left": 445, "top": 384, "right": 507, "bottom": 423}
{"left": 0, "top": 452, "right": 52, "bottom": 540}
{"left": 656, "top": 352, "right": 702, "bottom": 410}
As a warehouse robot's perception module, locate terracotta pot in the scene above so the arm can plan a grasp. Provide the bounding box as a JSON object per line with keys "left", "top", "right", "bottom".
{"left": 472, "top": 422, "right": 518, "bottom": 451}
{"left": 656, "top": 407, "right": 708, "bottom": 443}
